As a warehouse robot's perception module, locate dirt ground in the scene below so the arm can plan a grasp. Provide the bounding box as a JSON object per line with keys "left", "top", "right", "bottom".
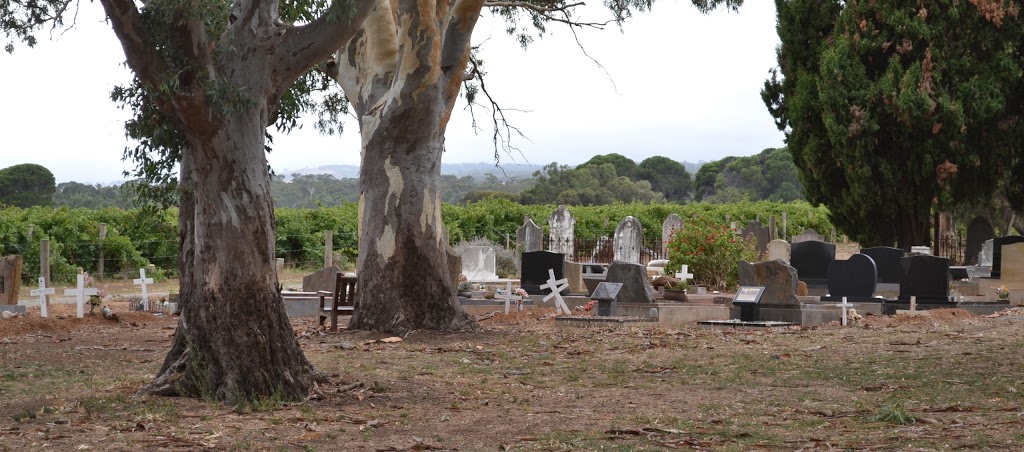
{"left": 2, "top": 298, "right": 1024, "bottom": 451}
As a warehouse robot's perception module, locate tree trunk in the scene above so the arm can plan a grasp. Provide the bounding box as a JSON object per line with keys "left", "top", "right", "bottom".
{"left": 347, "top": 96, "right": 476, "bottom": 333}
{"left": 139, "top": 105, "right": 319, "bottom": 403}
{"left": 896, "top": 206, "right": 930, "bottom": 251}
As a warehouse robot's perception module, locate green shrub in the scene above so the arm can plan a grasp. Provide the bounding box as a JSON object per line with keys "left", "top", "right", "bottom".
{"left": 665, "top": 216, "right": 758, "bottom": 291}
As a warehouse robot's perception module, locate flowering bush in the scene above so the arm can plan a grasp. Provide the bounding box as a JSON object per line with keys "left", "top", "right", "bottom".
{"left": 665, "top": 217, "right": 758, "bottom": 291}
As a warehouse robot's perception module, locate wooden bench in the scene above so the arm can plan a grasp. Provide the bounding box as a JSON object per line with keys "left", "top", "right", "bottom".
{"left": 318, "top": 273, "right": 357, "bottom": 331}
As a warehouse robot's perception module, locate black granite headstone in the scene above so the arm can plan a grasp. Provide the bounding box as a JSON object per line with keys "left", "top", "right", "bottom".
{"left": 965, "top": 217, "right": 995, "bottom": 266}
{"left": 860, "top": 246, "right": 905, "bottom": 284}
{"left": 790, "top": 241, "right": 836, "bottom": 285}
{"left": 591, "top": 282, "right": 623, "bottom": 316}
{"left": 898, "top": 255, "right": 950, "bottom": 302}
{"left": 520, "top": 251, "right": 565, "bottom": 295}
{"left": 826, "top": 254, "right": 877, "bottom": 299}
{"left": 992, "top": 236, "right": 1024, "bottom": 279}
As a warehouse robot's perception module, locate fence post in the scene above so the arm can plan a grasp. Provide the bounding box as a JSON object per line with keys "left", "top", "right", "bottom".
{"left": 324, "top": 230, "right": 333, "bottom": 268}
{"left": 782, "top": 212, "right": 787, "bottom": 240}
{"left": 97, "top": 223, "right": 107, "bottom": 281}
{"left": 40, "top": 239, "right": 50, "bottom": 310}
{"left": 27, "top": 224, "right": 34, "bottom": 241}
{"left": 769, "top": 215, "right": 777, "bottom": 240}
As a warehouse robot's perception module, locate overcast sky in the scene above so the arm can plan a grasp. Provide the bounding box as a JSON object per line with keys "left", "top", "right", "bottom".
{"left": 1, "top": 1, "right": 784, "bottom": 184}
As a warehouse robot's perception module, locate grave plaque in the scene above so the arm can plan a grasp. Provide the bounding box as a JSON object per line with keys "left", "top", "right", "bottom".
{"left": 738, "top": 260, "right": 800, "bottom": 306}
{"left": 521, "top": 251, "right": 565, "bottom": 295}
{"left": 898, "top": 255, "right": 950, "bottom": 302}
{"left": 966, "top": 217, "right": 995, "bottom": 265}
{"left": 613, "top": 216, "right": 644, "bottom": 264}
{"left": 790, "top": 240, "right": 836, "bottom": 285}
{"left": 733, "top": 286, "right": 766, "bottom": 304}
{"left": 992, "top": 236, "right": 1024, "bottom": 279}
{"left": 302, "top": 266, "right": 341, "bottom": 293}
{"left": 860, "top": 246, "right": 905, "bottom": 284}
{"left": 0, "top": 255, "right": 23, "bottom": 306}
{"left": 826, "top": 254, "right": 878, "bottom": 299}
{"left": 767, "top": 239, "right": 790, "bottom": 263}
{"left": 461, "top": 246, "right": 498, "bottom": 281}
{"left": 591, "top": 282, "right": 623, "bottom": 316}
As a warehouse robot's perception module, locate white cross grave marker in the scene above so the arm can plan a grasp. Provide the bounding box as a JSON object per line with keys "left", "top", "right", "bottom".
{"left": 540, "top": 268, "right": 571, "bottom": 315}
{"left": 30, "top": 277, "right": 53, "bottom": 318}
{"left": 841, "top": 296, "right": 849, "bottom": 326}
{"left": 674, "top": 264, "right": 693, "bottom": 282}
{"left": 64, "top": 274, "right": 98, "bottom": 318}
{"left": 134, "top": 268, "right": 154, "bottom": 311}
{"left": 494, "top": 281, "right": 523, "bottom": 315}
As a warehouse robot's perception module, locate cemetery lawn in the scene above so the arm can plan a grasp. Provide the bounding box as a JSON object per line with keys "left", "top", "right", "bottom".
{"left": 2, "top": 306, "right": 1024, "bottom": 450}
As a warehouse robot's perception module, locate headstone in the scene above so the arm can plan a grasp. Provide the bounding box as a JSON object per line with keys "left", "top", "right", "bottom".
{"left": 910, "top": 246, "right": 932, "bottom": 256}
{"left": 662, "top": 214, "right": 683, "bottom": 254}
{"left": 64, "top": 274, "right": 98, "bottom": 318}
{"left": 591, "top": 282, "right": 623, "bottom": 316}
{"left": 613, "top": 216, "right": 644, "bottom": 264}
{"left": 992, "top": 236, "right": 1024, "bottom": 279}
{"left": 0, "top": 255, "right": 23, "bottom": 306}
{"left": 767, "top": 240, "right": 791, "bottom": 263}
{"left": 133, "top": 268, "right": 154, "bottom": 311}
{"left": 790, "top": 240, "right": 836, "bottom": 285}
{"left": 461, "top": 246, "right": 498, "bottom": 281}
{"left": 793, "top": 228, "right": 825, "bottom": 243}
{"left": 674, "top": 264, "right": 693, "bottom": 282}
{"left": 605, "top": 261, "right": 657, "bottom": 304}
{"left": 521, "top": 251, "right": 565, "bottom": 295}
{"left": 826, "top": 254, "right": 878, "bottom": 299}
{"left": 564, "top": 261, "right": 585, "bottom": 293}
{"left": 741, "top": 221, "right": 769, "bottom": 257}
{"left": 30, "top": 277, "right": 53, "bottom": 318}
{"left": 548, "top": 205, "right": 575, "bottom": 257}
{"left": 898, "top": 255, "right": 950, "bottom": 302}
{"left": 516, "top": 218, "right": 543, "bottom": 253}
{"left": 860, "top": 246, "right": 905, "bottom": 284}
{"left": 302, "top": 266, "right": 341, "bottom": 293}
{"left": 978, "top": 239, "right": 995, "bottom": 267}
{"left": 737, "top": 260, "right": 800, "bottom": 306}
{"left": 539, "top": 269, "right": 571, "bottom": 315}
{"left": 965, "top": 217, "right": 995, "bottom": 265}
{"left": 581, "top": 263, "right": 606, "bottom": 294}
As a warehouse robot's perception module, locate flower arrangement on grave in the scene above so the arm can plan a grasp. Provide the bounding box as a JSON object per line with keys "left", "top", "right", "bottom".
{"left": 582, "top": 300, "right": 598, "bottom": 312}
{"left": 83, "top": 273, "right": 108, "bottom": 315}
{"left": 665, "top": 218, "right": 759, "bottom": 291}
{"left": 996, "top": 285, "right": 1010, "bottom": 301}
{"left": 515, "top": 288, "right": 528, "bottom": 298}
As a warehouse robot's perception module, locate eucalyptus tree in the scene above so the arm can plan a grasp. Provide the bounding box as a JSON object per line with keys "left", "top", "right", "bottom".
{"left": 4, "top": 0, "right": 374, "bottom": 402}
{"left": 331, "top": 0, "right": 742, "bottom": 333}
{"left": 763, "top": 0, "right": 1024, "bottom": 247}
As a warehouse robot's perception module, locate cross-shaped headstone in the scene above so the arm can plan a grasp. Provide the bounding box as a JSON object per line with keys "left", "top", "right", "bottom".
{"left": 134, "top": 268, "right": 154, "bottom": 311}
{"left": 540, "top": 268, "right": 571, "bottom": 315}
{"left": 494, "top": 281, "right": 523, "bottom": 315}
{"left": 30, "top": 277, "right": 53, "bottom": 318}
{"left": 64, "top": 274, "right": 98, "bottom": 318}
{"left": 841, "top": 296, "right": 849, "bottom": 326}
{"left": 910, "top": 295, "right": 917, "bottom": 313}
{"left": 674, "top": 264, "right": 693, "bottom": 282}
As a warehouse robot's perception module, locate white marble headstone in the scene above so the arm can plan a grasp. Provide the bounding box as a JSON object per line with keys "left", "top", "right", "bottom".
{"left": 548, "top": 205, "right": 575, "bottom": 257}
{"left": 461, "top": 246, "right": 498, "bottom": 281}
{"left": 979, "top": 239, "right": 994, "bottom": 267}
{"left": 614, "top": 216, "right": 644, "bottom": 264}
{"left": 767, "top": 239, "right": 791, "bottom": 263}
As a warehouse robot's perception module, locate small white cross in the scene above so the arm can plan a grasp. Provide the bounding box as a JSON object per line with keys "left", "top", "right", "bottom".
{"left": 674, "top": 264, "right": 693, "bottom": 282}
{"left": 910, "top": 295, "right": 917, "bottom": 313}
{"left": 841, "top": 296, "right": 849, "bottom": 326}
{"left": 540, "top": 268, "right": 571, "bottom": 315}
{"left": 133, "top": 269, "right": 155, "bottom": 310}
{"left": 30, "top": 277, "right": 53, "bottom": 318}
{"left": 494, "top": 281, "right": 523, "bottom": 315}
{"left": 63, "top": 274, "right": 98, "bottom": 318}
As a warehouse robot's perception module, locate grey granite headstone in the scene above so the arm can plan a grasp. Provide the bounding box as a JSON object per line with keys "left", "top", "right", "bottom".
{"left": 793, "top": 228, "right": 825, "bottom": 244}
{"left": 302, "top": 266, "right": 341, "bottom": 293}
{"left": 461, "top": 246, "right": 498, "bottom": 281}
{"left": 548, "top": 205, "right": 575, "bottom": 257}
{"left": 614, "top": 216, "right": 644, "bottom": 264}
{"left": 826, "top": 254, "right": 877, "bottom": 298}
{"left": 966, "top": 217, "right": 995, "bottom": 266}
{"left": 592, "top": 282, "right": 623, "bottom": 316}
{"left": 737, "top": 260, "right": 800, "bottom": 306}
{"left": 516, "top": 217, "right": 543, "bottom": 253}
{"left": 767, "top": 239, "right": 790, "bottom": 263}
{"left": 662, "top": 214, "right": 682, "bottom": 254}
{"left": 0, "top": 255, "right": 23, "bottom": 306}
{"left": 605, "top": 261, "right": 657, "bottom": 304}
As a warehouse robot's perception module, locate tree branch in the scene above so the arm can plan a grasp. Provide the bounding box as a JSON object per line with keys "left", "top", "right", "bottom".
{"left": 276, "top": 0, "right": 377, "bottom": 95}
{"left": 96, "top": 0, "right": 171, "bottom": 92}
{"left": 462, "top": 55, "right": 530, "bottom": 165}
{"left": 482, "top": 1, "right": 584, "bottom": 13}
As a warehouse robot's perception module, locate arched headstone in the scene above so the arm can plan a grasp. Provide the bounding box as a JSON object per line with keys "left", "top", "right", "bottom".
{"left": 516, "top": 217, "right": 543, "bottom": 253}
{"left": 613, "top": 216, "right": 644, "bottom": 264}
{"left": 548, "top": 205, "right": 575, "bottom": 258}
